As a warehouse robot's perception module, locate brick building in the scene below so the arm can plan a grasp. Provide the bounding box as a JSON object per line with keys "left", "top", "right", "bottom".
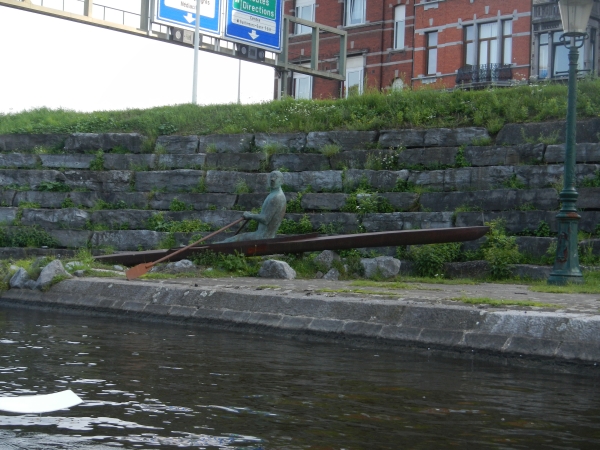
{"left": 285, "top": 0, "right": 415, "bottom": 98}
{"left": 531, "top": 0, "right": 600, "bottom": 81}
{"left": 412, "top": 0, "right": 531, "bottom": 89}
{"left": 282, "top": 0, "right": 599, "bottom": 99}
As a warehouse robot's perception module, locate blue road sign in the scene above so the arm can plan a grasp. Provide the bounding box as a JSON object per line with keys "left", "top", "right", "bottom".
{"left": 224, "top": 0, "right": 283, "bottom": 52}
{"left": 155, "top": 0, "right": 221, "bottom": 37}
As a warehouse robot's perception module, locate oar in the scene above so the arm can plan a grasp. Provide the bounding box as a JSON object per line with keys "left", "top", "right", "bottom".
{"left": 234, "top": 218, "right": 250, "bottom": 236}
{"left": 125, "top": 217, "right": 245, "bottom": 280}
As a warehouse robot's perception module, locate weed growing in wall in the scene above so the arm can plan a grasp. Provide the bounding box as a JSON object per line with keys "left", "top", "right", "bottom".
{"left": 38, "top": 181, "right": 71, "bottom": 192}
{"left": 278, "top": 215, "right": 313, "bottom": 234}
{"left": 582, "top": 170, "right": 600, "bottom": 187}
{"left": 169, "top": 198, "right": 193, "bottom": 211}
{"left": 89, "top": 150, "right": 105, "bottom": 171}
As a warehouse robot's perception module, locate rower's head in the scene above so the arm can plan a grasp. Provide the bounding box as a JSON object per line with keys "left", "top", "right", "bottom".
{"left": 268, "top": 170, "right": 284, "bottom": 190}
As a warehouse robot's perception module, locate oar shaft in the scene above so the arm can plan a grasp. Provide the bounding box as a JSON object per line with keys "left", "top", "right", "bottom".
{"left": 150, "top": 217, "right": 245, "bottom": 266}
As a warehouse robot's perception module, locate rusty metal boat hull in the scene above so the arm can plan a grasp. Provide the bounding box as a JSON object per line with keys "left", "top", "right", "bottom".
{"left": 94, "top": 227, "right": 488, "bottom": 266}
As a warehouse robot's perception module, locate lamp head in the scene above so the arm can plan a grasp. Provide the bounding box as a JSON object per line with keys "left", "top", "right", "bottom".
{"left": 559, "top": 0, "right": 595, "bottom": 36}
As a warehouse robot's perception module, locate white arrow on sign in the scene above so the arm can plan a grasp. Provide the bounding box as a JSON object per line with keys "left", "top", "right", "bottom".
{"left": 184, "top": 12, "right": 195, "bottom": 23}
{"left": 249, "top": 30, "right": 259, "bottom": 40}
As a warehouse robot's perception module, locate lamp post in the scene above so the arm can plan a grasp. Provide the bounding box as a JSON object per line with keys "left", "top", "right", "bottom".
{"left": 548, "top": 0, "right": 595, "bottom": 285}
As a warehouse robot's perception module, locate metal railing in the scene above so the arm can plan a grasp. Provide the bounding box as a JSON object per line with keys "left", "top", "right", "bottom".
{"left": 27, "top": 0, "right": 167, "bottom": 32}
{"left": 455, "top": 63, "right": 513, "bottom": 86}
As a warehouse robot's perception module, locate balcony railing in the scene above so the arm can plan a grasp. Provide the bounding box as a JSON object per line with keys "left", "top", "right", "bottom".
{"left": 455, "top": 63, "right": 513, "bottom": 87}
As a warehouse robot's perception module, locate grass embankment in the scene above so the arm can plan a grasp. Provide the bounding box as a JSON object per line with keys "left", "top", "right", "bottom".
{"left": 3, "top": 79, "right": 600, "bottom": 139}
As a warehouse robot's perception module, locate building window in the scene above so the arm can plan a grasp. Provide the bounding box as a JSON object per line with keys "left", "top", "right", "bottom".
{"left": 345, "top": 56, "right": 364, "bottom": 97}
{"left": 295, "top": 0, "right": 315, "bottom": 35}
{"left": 538, "top": 30, "right": 588, "bottom": 79}
{"left": 394, "top": 5, "right": 406, "bottom": 50}
{"left": 552, "top": 32, "right": 585, "bottom": 76}
{"left": 539, "top": 32, "right": 549, "bottom": 79}
{"left": 293, "top": 72, "right": 312, "bottom": 99}
{"left": 502, "top": 19, "right": 513, "bottom": 65}
{"left": 478, "top": 22, "right": 498, "bottom": 65}
{"left": 426, "top": 31, "right": 438, "bottom": 75}
{"left": 464, "top": 25, "right": 475, "bottom": 65}
{"left": 346, "top": 0, "right": 365, "bottom": 26}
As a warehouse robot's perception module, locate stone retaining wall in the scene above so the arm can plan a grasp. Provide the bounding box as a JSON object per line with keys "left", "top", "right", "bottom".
{"left": 0, "top": 121, "right": 598, "bottom": 255}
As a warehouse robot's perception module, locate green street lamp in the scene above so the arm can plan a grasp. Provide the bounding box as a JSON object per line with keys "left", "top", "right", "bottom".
{"left": 548, "top": 0, "right": 595, "bottom": 285}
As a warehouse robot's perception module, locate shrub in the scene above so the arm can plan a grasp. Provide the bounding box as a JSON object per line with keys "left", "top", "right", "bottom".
{"left": 0, "top": 226, "right": 58, "bottom": 248}
{"left": 480, "top": 219, "right": 521, "bottom": 279}
{"left": 408, "top": 242, "right": 461, "bottom": 277}
{"left": 278, "top": 215, "right": 313, "bottom": 234}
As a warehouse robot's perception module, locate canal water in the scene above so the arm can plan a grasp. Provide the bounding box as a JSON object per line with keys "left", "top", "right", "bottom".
{"left": 0, "top": 307, "right": 598, "bottom": 449}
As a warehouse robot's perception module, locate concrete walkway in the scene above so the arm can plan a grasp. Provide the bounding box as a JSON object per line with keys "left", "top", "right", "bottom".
{"left": 1, "top": 275, "right": 599, "bottom": 364}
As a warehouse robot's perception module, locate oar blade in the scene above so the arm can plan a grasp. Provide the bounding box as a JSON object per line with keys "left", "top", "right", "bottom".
{"left": 126, "top": 263, "right": 152, "bottom": 280}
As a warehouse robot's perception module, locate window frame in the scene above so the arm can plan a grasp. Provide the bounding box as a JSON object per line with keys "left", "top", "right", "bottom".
{"left": 502, "top": 19, "right": 513, "bottom": 65}
{"left": 294, "top": 0, "right": 315, "bottom": 35}
{"left": 463, "top": 24, "right": 475, "bottom": 66}
{"left": 345, "top": 0, "right": 366, "bottom": 27}
{"left": 394, "top": 5, "right": 406, "bottom": 50}
{"left": 344, "top": 56, "right": 364, "bottom": 97}
{"left": 426, "top": 31, "right": 438, "bottom": 75}
{"left": 293, "top": 72, "right": 313, "bottom": 100}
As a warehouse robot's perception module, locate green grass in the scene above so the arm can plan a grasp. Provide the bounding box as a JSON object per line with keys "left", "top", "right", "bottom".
{"left": 350, "top": 280, "right": 411, "bottom": 289}
{"left": 3, "top": 79, "right": 600, "bottom": 139}
{"left": 452, "top": 296, "right": 557, "bottom": 308}
{"left": 316, "top": 288, "right": 402, "bottom": 297}
{"left": 528, "top": 270, "right": 600, "bottom": 294}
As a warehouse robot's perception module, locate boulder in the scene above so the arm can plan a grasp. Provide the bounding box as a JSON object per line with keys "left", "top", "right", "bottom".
{"left": 9, "top": 268, "right": 30, "bottom": 289}
{"left": 37, "top": 260, "right": 72, "bottom": 290}
{"left": 360, "top": 256, "right": 401, "bottom": 279}
{"left": 323, "top": 268, "right": 340, "bottom": 281}
{"left": 314, "top": 250, "right": 340, "bottom": 270}
{"left": 258, "top": 260, "right": 296, "bottom": 279}
{"left": 164, "top": 259, "right": 196, "bottom": 273}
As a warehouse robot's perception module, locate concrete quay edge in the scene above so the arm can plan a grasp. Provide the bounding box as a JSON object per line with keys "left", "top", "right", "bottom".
{"left": 1, "top": 277, "right": 600, "bottom": 365}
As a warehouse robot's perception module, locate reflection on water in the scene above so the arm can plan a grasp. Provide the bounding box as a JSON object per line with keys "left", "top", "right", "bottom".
{"left": 0, "top": 306, "right": 599, "bottom": 449}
